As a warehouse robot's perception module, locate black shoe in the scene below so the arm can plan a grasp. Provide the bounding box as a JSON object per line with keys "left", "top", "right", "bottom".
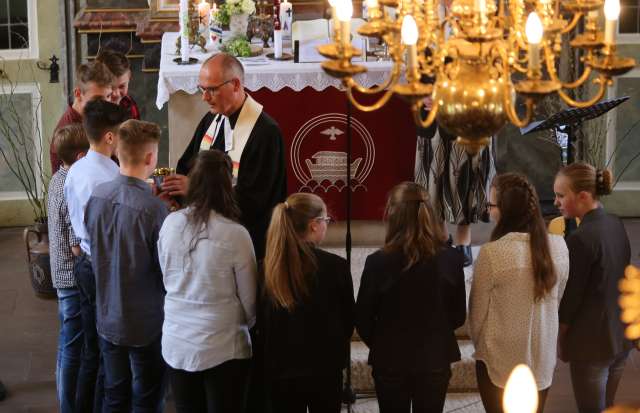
{"left": 0, "top": 380, "right": 6, "bottom": 401}
{"left": 456, "top": 245, "right": 473, "bottom": 267}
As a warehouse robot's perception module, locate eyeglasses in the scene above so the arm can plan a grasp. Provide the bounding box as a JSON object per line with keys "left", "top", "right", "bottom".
{"left": 315, "top": 216, "right": 334, "bottom": 224}
{"left": 486, "top": 202, "right": 498, "bottom": 210}
{"left": 197, "top": 79, "right": 233, "bottom": 95}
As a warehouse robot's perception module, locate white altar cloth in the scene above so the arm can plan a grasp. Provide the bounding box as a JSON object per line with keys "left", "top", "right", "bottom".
{"left": 156, "top": 32, "right": 394, "bottom": 109}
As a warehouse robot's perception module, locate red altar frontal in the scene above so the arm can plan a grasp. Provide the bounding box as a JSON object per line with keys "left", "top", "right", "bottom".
{"left": 252, "top": 87, "right": 418, "bottom": 221}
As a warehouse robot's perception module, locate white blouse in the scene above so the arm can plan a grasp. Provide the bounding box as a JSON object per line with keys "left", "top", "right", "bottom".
{"left": 469, "top": 232, "right": 569, "bottom": 389}
{"left": 158, "top": 209, "right": 257, "bottom": 372}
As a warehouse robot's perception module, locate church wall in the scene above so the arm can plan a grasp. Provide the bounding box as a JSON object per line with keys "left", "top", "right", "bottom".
{"left": 0, "top": 0, "right": 67, "bottom": 226}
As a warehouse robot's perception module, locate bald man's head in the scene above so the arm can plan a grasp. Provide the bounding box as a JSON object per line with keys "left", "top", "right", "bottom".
{"left": 203, "top": 53, "right": 245, "bottom": 84}
{"left": 198, "top": 53, "right": 247, "bottom": 116}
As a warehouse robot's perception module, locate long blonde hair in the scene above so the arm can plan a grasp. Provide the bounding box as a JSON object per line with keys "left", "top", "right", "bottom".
{"left": 383, "top": 182, "right": 446, "bottom": 270}
{"left": 264, "top": 193, "right": 325, "bottom": 311}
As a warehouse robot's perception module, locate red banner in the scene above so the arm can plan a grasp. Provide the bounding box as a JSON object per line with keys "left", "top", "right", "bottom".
{"left": 252, "top": 87, "right": 417, "bottom": 220}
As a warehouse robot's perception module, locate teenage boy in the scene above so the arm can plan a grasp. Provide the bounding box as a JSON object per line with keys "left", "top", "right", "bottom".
{"left": 64, "top": 100, "right": 129, "bottom": 412}
{"left": 51, "top": 62, "right": 114, "bottom": 174}
{"left": 85, "top": 119, "right": 168, "bottom": 411}
{"left": 96, "top": 48, "right": 140, "bottom": 120}
{"left": 47, "top": 124, "right": 89, "bottom": 413}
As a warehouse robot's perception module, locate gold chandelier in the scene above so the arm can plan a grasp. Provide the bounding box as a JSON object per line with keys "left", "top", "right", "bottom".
{"left": 318, "top": 0, "right": 636, "bottom": 153}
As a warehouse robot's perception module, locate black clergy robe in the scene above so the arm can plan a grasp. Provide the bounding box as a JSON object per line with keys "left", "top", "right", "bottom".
{"left": 177, "top": 109, "right": 287, "bottom": 259}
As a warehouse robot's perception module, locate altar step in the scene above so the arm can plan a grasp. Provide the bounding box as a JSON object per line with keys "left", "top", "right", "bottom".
{"left": 340, "top": 393, "right": 485, "bottom": 413}
{"left": 351, "top": 340, "right": 478, "bottom": 394}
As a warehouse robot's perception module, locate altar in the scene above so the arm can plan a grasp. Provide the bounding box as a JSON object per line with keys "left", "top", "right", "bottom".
{"left": 158, "top": 32, "right": 418, "bottom": 220}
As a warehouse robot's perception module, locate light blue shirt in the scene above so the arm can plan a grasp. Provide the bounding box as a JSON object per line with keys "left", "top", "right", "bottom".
{"left": 64, "top": 149, "right": 119, "bottom": 255}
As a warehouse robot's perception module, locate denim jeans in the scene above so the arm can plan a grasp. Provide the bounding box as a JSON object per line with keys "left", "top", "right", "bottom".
{"left": 569, "top": 350, "right": 630, "bottom": 413}
{"left": 75, "top": 254, "right": 103, "bottom": 412}
{"left": 373, "top": 367, "right": 451, "bottom": 413}
{"left": 99, "top": 336, "right": 167, "bottom": 413}
{"left": 56, "top": 287, "right": 83, "bottom": 413}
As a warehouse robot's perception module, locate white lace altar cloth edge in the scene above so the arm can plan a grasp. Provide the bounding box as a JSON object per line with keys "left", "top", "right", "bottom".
{"left": 157, "top": 32, "right": 394, "bottom": 109}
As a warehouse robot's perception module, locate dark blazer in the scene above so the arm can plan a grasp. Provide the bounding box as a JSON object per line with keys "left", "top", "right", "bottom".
{"left": 559, "top": 207, "right": 633, "bottom": 361}
{"left": 177, "top": 110, "right": 287, "bottom": 259}
{"left": 356, "top": 246, "right": 466, "bottom": 373}
{"left": 257, "top": 248, "right": 355, "bottom": 379}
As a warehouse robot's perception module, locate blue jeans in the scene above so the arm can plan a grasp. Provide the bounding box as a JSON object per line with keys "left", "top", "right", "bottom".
{"left": 75, "top": 254, "right": 104, "bottom": 412}
{"left": 569, "top": 350, "right": 630, "bottom": 413}
{"left": 99, "top": 336, "right": 167, "bottom": 413}
{"left": 56, "top": 287, "right": 83, "bottom": 413}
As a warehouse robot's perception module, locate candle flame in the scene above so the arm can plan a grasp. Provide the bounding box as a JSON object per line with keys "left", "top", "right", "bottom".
{"left": 503, "top": 364, "right": 539, "bottom": 413}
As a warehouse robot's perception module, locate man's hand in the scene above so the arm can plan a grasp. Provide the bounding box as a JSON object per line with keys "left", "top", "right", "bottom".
{"left": 161, "top": 174, "right": 189, "bottom": 197}
{"left": 157, "top": 191, "right": 181, "bottom": 212}
{"left": 71, "top": 245, "right": 81, "bottom": 257}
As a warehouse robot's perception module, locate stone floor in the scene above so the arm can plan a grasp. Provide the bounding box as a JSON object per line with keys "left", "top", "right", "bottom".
{"left": 0, "top": 219, "right": 639, "bottom": 412}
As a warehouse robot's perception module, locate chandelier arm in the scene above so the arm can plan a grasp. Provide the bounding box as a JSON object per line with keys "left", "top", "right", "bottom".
{"left": 411, "top": 99, "right": 439, "bottom": 129}
{"left": 344, "top": 86, "right": 396, "bottom": 112}
{"left": 561, "top": 66, "right": 593, "bottom": 89}
{"left": 561, "top": 13, "right": 583, "bottom": 35}
{"left": 557, "top": 77, "right": 607, "bottom": 108}
{"left": 512, "top": 61, "right": 528, "bottom": 74}
{"left": 505, "top": 96, "right": 534, "bottom": 128}
{"left": 344, "top": 69, "right": 402, "bottom": 95}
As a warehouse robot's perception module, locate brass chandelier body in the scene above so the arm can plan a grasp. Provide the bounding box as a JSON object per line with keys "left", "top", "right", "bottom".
{"left": 319, "top": 0, "right": 637, "bottom": 153}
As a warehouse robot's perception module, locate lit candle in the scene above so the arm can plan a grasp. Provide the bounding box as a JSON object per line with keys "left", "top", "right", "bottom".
{"left": 198, "top": 0, "right": 211, "bottom": 24}
{"left": 180, "top": 0, "right": 190, "bottom": 62}
{"left": 401, "top": 15, "right": 419, "bottom": 75}
{"left": 525, "top": 12, "right": 543, "bottom": 73}
{"left": 336, "top": 0, "right": 353, "bottom": 48}
{"left": 503, "top": 365, "right": 538, "bottom": 413}
{"left": 329, "top": 0, "right": 341, "bottom": 41}
{"left": 280, "top": 0, "right": 293, "bottom": 34}
{"left": 366, "top": 0, "right": 379, "bottom": 18}
{"left": 604, "top": 0, "right": 620, "bottom": 45}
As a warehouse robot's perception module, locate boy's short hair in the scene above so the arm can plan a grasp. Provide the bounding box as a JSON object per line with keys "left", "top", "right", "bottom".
{"left": 76, "top": 61, "right": 114, "bottom": 93}
{"left": 95, "top": 49, "right": 131, "bottom": 78}
{"left": 54, "top": 124, "right": 89, "bottom": 166}
{"left": 117, "top": 120, "right": 161, "bottom": 165}
{"left": 82, "top": 99, "right": 129, "bottom": 143}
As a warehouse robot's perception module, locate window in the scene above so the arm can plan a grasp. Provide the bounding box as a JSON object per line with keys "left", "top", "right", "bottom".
{"left": 0, "top": 0, "right": 38, "bottom": 60}
{"left": 0, "top": 83, "right": 43, "bottom": 200}
{"left": 606, "top": 70, "right": 640, "bottom": 190}
{"left": 618, "top": 0, "right": 640, "bottom": 43}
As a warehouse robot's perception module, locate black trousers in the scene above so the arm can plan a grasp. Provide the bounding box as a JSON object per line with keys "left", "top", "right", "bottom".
{"left": 476, "top": 361, "right": 549, "bottom": 413}
{"left": 270, "top": 371, "right": 343, "bottom": 413}
{"left": 373, "top": 367, "right": 451, "bottom": 413}
{"left": 169, "top": 358, "right": 250, "bottom": 413}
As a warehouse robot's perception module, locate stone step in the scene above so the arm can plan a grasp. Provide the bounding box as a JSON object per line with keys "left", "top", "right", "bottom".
{"left": 350, "top": 340, "right": 478, "bottom": 394}
{"left": 340, "top": 393, "right": 485, "bottom": 413}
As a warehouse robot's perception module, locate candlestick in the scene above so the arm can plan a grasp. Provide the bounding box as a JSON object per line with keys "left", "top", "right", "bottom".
{"left": 274, "top": 29, "right": 283, "bottom": 58}
{"left": 604, "top": 0, "right": 620, "bottom": 45}
{"left": 329, "top": 0, "right": 341, "bottom": 44}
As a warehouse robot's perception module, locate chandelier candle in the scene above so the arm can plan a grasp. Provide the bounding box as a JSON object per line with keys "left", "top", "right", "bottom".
{"left": 503, "top": 364, "right": 539, "bottom": 413}
{"left": 604, "top": 0, "right": 620, "bottom": 45}
{"left": 525, "top": 12, "right": 543, "bottom": 75}
{"left": 337, "top": 0, "right": 353, "bottom": 49}
{"left": 402, "top": 15, "right": 419, "bottom": 80}
{"left": 329, "top": 0, "right": 342, "bottom": 45}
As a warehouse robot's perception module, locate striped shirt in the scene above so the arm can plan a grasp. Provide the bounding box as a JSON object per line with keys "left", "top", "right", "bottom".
{"left": 47, "top": 167, "right": 80, "bottom": 289}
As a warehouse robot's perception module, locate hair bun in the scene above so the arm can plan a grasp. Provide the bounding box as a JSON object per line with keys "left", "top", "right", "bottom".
{"left": 595, "top": 168, "right": 614, "bottom": 196}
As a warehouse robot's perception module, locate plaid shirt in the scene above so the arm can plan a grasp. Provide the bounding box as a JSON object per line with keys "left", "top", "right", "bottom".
{"left": 47, "top": 167, "right": 80, "bottom": 288}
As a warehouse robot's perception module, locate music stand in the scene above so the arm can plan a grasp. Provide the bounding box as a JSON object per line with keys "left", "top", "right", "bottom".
{"left": 520, "top": 96, "right": 629, "bottom": 164}
{"left": 520, "top": 96, "right": 629, "bottom": 229}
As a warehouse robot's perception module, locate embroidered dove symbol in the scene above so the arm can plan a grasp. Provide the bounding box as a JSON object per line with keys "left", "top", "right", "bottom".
{"left": 321, "top": 126, "right": 344, "bottom": 141}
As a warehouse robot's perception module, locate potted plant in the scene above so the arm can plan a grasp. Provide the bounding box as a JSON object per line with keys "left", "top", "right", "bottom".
{"left": 0, "top": 61, "right": 54, "bottom": 298}
{"left": 213, "top": 0, "right": 257, "bottom": 38}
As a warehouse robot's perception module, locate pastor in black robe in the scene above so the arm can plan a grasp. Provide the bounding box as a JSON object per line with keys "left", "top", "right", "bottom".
{"left": 176, "top": 108, "right": 287, "bottom": 259}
